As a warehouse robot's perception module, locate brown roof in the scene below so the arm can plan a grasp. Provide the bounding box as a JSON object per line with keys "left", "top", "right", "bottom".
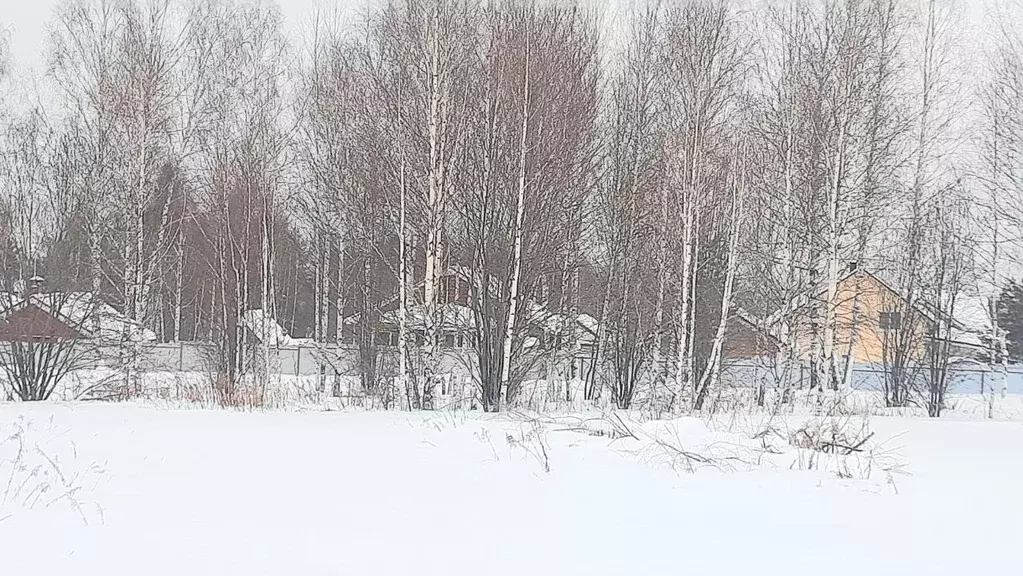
{"left": 0, "top": 302, "right": 84, "bottom": 342}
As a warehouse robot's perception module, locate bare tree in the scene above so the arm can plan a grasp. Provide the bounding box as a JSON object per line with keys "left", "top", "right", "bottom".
{"left": 47, "top": 0, "right": 125, "bottom": 309}
{"left": 922, "top": 190, "right": 973, "bottom": 417}
{"left": 977, "top": 2, "right": 1023, "bottom": 402}
{"left": 360, "top": 0, "right": 481, "bottom": 409}
{"left": 594, "top": 2, "right": 664, "bottom": 410}
{"left": 453, "top": 2, "right": 599, "bottom": 411}
{"left": 1, "top": 0, "right": 994, "bottom": 415}
{"left": 186, "top": 0, "right": 290, "bottom": 402}
{"left": 883, "top": 0, "right": 964, "bottom": 408}
{"left": 0, "top": 110, "right": 56, "bottom": 288}
{"left": 659, "top": 0, "right": 749, "bottom": 410}
{"left": 0, "top": 292, "right": 100, "bottom": 401}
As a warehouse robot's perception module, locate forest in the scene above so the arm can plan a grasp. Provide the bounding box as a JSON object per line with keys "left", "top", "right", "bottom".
{"left": 2, "top": 0, "right": 1023, "bottom": 413}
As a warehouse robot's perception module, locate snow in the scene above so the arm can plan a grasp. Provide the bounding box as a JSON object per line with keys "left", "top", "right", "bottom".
{"left": 0, "top": 403, "right": 1021, "bottom": 575}
{"left": 953, "top": 293, "right": 992, "bottom": 333}
{"left": 0, "top": 291, "right": 157, "bottom": 343}
{"left": 240, "top": 308, "right": 295, "bottom": 346}
{"left": 378, "top": 302, "right": 476, "bottom": 331}
{"left": 577, "top": 313, "right": 599, "bottom": 336}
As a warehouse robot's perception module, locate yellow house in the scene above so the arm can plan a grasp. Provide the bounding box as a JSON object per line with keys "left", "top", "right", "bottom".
{"left": 784, "top": 267, "right": 967, "bottom": 367}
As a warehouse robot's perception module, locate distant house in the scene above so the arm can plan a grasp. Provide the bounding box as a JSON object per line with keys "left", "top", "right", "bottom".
{"left": 342, "top": 267, "right": 596, "bottom": 354}
{"left": 724, "top": 311, "right": 782, "bottom": 362}
{"left": 768, "top": 265, "right": 985, "bottom": 366}
{"left": 0, "top": 288, "right": 156, "bottom": 344}
{"left": 240, "top": 309, "right": 296, "bottom": 347}
{"left": 0, "top": 297, "right": 85, "bottom": 342}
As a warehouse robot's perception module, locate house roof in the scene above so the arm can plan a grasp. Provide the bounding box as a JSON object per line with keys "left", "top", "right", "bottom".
{"left": 761, "top": 267, "right": 941, "bottom": 328}
{"left": 345, "top": 302, "right": 596, "bottom": 347}
{"left": 0, "top": 302, "right": 85, "bottom": 342}
{"left": 240, "top": 309, "right": 294, "bottom": 346}
{"left": 0, "top": 292, "right": 156, "bottom": 343}
{"left": 756, "top": 266, "right": 991, "bottom": 351}
{"left": 378, "top": 303, "right": 476, "bottom": 332}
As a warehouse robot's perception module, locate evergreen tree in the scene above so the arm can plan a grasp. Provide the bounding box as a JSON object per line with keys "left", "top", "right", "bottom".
{"left": 997, "top": 279, "right": 1023, "bottom": 361}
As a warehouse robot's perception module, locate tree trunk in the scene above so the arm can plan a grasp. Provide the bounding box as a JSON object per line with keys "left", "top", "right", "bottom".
{"left": 498, "top": 35, "right": 532, "bottom": 413}
{"left": 695, "top": 149, "right": 743, "bottom": 410}
{"left": 398, "top": 156, "right": 411, "bottom": 409}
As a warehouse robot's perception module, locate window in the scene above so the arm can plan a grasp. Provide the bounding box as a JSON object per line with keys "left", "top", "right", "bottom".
{"left": 879, "top": 311, "right": 902, "bottom": 331}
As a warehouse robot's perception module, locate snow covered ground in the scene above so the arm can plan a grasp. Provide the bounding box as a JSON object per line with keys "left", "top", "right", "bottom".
{"left": 0, "top": 403, "right": 1020, "bottom": 575}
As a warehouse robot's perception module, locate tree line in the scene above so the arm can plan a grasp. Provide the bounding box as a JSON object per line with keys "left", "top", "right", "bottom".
{"left": 2, "top": 0, "right": 1023, "bottom": 412}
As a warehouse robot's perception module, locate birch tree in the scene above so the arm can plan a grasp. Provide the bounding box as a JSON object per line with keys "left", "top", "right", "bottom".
{"left": 692, "top": 136, "right": 749, "bottom": 410}
{"left": 370, "top": 0, "right": 479, "bottom": 409}
{"left": 978, "top": 3, "right": 1023, "bottom": 400}
{"left": 297, "top": 17, "right": 370, "bottom": 395}
{"left": 0, "top": 111, "right": 55, "bottom": 288}
{"left": 922, "top": 189, "right": 973, "bottom": 417}
{"left": 457, "top": 1, "right": 599, "bottom": 411}
{"left": 748, "top": 2, "right": 815, "bottom": 403}
{"left": 47, "top": 0, "right": 124, "bottom": 306}
{"left": 188, "top": 1, "right": 290, "bottom": 400}
{"left": 659, "top": 0, "right": 748, "bottom": 408}
{"left": 884, "top": 0, "right": 964, "bottom": 408}
{"left": 594, "top": 3, "right": 664, "bottom": 409}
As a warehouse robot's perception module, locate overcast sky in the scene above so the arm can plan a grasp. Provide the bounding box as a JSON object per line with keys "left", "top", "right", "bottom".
{"left": 4, "top": 0, "right": 995, "bottom": 70}
{"left": 2, "top": 0, "right": 634, "bottom": 77}
{"left": 2, "top": 0, "right": 355, "bottom": 74}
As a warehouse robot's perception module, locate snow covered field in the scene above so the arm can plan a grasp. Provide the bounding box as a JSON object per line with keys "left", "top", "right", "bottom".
{"left": 0, "top": 403, "right": 1020, "bottom": 575}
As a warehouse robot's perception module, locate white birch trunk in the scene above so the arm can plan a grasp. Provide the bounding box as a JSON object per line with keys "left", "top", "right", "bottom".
{"left": 261, "top": 199, "right": 275, "bottom": 398}
{"left": 398, "top": 156, "right": 410, "bottom": 409}
{"left": 173, "top": 211, "right": 185, "bottom": 341}
{"left": 823, "top": 105, "right": 849, "bottom": 392}
{"left": 696, "top": 149, "right": 743, "bottom": 407}
{"left": 314, "top": 236, "right": 323, "bottom": 343}
{"left": 421, "top": 9, "right": 446, "bottom": 409}
{"left": 674, "top": 177, "right": 695, "bottom": 399}
{"left": 319, "top": 233, "right": 330, "bottom": 346}
{"left": 89, "top": 229, "right": 103, "bottom": 333}
{"left": 335, "top": 238, "right": 344, "bottom": 344}
{"left": 778, "top": 120, "right": 797, "bottom": 398}
{"left": 499, "top": 40, "right": 532, "bottom": 411}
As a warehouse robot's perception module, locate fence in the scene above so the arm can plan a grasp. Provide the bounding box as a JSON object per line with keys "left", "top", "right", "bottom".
{"left": 109, "top": 341, "right": 352, "bottom": 377}
{"left": 99, "top": 341, "right": 590, "bottom": 381}
{"left": 717, "top": 359, "right": 1023, "bottom": 395}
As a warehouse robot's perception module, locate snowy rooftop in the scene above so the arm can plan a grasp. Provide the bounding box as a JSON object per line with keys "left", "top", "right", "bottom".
{"left": 348, "top": 303, "right": 596, "bottom": 346}
{"left": 0, "top": 291, "right": 157, "bottom": 343}
{"left": 240, "top": 309, "right": 294, "bottom": 346}
{"left": 952, "top": 294, "right": 992, "bottom": 334}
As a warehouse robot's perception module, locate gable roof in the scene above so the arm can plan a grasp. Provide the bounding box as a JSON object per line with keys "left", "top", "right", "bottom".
{"left": 0, "top": 292, "right": 156, "bottom": 343}
{"left": 0, "top": 302, "right": 85, "bottom": 342}
{"left": 240, "top": 309, "right": 294, "bottom": 346}
{"left": 757, "top": 266, "right": 994, "bottom": 352}
{"left": 762, "top": 267, "right": 942, "bottom": 329}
